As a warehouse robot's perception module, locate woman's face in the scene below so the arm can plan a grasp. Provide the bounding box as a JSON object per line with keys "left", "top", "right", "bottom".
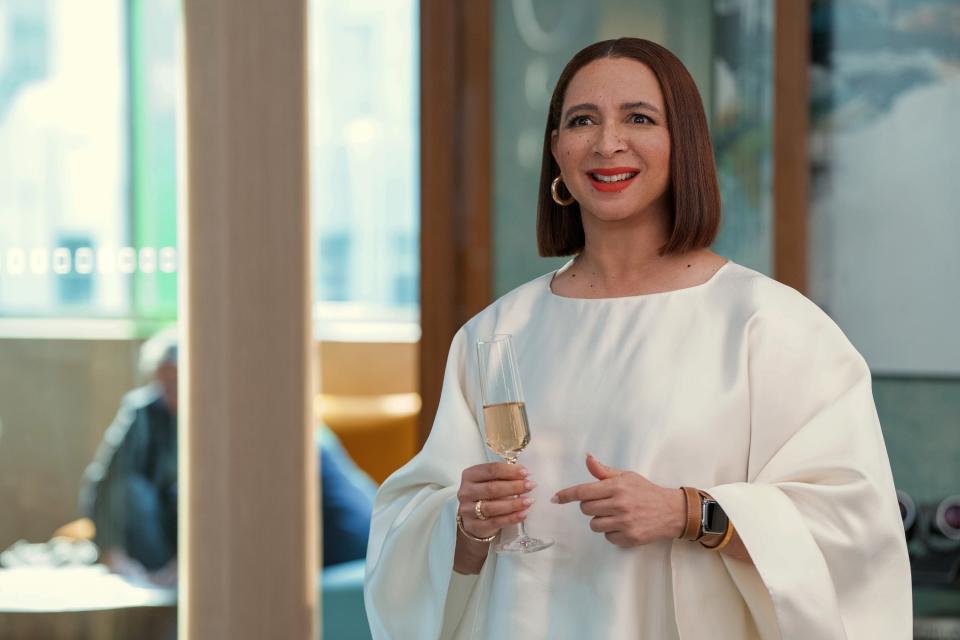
{"left": 551, "top": 57, "right": 671, "bottom": 225}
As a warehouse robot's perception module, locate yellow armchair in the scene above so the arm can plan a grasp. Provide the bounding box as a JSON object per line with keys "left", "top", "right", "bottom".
{"left": 315, "top": 393, "right": 420, "bottom": 484}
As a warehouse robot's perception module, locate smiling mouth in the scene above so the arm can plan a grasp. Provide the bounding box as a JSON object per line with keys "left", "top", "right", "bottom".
{"left": 589, "top": 171, "right": 638, "bottom": 183}
{"left": 587, "top": 169, "right": 640, "bottom": 192}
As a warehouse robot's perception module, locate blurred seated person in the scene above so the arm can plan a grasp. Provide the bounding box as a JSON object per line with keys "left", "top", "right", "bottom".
{"left": 79, "top": 327, "right": 375, "bottom": 586}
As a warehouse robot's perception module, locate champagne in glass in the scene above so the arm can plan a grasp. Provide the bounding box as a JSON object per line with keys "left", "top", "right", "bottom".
{"left": 477, "top": 334, "right": 553, "bottom": 554}
{"left": 482, "top": 401, "right": 530, "bottom": 463}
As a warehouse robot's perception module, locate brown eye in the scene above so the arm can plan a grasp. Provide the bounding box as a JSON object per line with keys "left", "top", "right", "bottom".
{"left": 631, "top": 114, "right": 653, "bottom": 125}
{"left": 568, "top": 115, "right": 592, "bottom": 127}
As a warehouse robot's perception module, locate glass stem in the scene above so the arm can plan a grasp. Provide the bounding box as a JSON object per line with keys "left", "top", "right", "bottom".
{"left": 507, "top": 457, "right": 530, "bottom": 540}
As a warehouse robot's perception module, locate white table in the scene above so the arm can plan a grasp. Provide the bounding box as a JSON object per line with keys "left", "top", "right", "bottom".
{"left": 0, "top": 566, "right": 176, "bottom": 640}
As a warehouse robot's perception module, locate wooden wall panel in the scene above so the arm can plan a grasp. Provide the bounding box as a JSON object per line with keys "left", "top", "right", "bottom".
{"left": 419, "top": 0, "right": 492, "bottom": 444}
{"left": 182, "top": 1, "right": 316, "bottom": 638}
{"left": 0, "top": 339, "right": 139, "bottom": 550}
{"left": 773, "top": 0, "right": 810, "bottom": 292}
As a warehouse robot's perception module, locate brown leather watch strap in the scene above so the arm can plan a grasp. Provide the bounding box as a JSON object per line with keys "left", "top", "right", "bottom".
{"left": 680, "top": 486, "right": 702, "bottom": 541}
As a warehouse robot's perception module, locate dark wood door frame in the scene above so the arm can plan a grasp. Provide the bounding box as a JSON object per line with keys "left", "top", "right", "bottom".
{"left": 773, "top": 0, "right": 810, "bottom": 293}
{"left": 419, "top": 0, "right": 492, "bottom": 444}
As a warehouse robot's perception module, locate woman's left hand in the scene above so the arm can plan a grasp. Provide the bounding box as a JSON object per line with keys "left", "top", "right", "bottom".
{"left": 552, "top": 454, "right": 685, "bottom": 547}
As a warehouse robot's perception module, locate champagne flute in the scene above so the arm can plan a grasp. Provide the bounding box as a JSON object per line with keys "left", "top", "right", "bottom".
{"left": 477, "top": 334, "right": 553, "bottom": 554}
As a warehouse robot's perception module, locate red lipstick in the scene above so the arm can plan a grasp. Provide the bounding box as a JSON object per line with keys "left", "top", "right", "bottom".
{"left": 587, "top": 167, "right": 640, "bottom": 193}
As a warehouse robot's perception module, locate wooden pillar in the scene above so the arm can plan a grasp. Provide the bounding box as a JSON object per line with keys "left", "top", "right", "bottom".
{"left": 419, "top": 0, "right": 492, "bottom": 444}
{"left": 773, "top": 0, "right": 810, "bottom": 293}
{"left": 181, "top": 1, "right": 316, "bottom": 638}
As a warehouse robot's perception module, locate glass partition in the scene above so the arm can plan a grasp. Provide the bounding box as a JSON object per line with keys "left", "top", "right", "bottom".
{"left": 308, "top": 1, "right": 418, "bottom": 638}
{"left": 808, "top": 0, "right": 960, "bottom": 620}
{"left": 0, "top": 1, "right": 180, "bottom": 637}
{"left": 492, "top": 0, "right": 774, "bottom": 295}
{"left": 310, "top": 0, "right": 420, "bottom": 342}
{"left": 809, "top": 0, "right": 960, "bottom": 376}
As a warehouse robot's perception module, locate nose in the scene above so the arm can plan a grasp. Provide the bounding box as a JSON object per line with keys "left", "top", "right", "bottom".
{"left": 592, "top": 122, "right": 626, "bottom": 157}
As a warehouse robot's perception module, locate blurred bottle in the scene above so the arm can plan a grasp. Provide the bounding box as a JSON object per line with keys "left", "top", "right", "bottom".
{"left": 897, "top": 490, "right": 917, "bottom": 540}
{"left": 932, "top": 495, "right": 960, "bottom": 547}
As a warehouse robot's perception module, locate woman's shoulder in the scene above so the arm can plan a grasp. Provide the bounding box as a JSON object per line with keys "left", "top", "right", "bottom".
{"left": 719, "top": 262, "right": 828, "bottom": 320}
{"left": 460, "top": 268, "right": 558, "bottom": 334}
{"left": 719, "top": 262, "right": 864, "bottom": 363}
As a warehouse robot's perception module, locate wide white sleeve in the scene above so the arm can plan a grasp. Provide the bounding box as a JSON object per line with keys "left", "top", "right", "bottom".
{"left": 707, "top": 303, "right": 912, "bottom": 639}
{"left": 363, "top": 327, "right": 489, "bottom": 640}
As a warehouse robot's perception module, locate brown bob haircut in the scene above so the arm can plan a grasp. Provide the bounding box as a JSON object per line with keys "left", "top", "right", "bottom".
{"left": 537, "top": 38, "right": 721, "bottom": 257}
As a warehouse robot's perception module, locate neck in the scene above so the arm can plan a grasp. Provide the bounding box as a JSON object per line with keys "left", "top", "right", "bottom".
{"left": 576, "top": 204, "right": 673, "bottom": 280}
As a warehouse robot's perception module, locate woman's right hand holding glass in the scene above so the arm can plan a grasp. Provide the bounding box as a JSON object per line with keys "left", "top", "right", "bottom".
{"left": 456, "top": 462, "right": 536, "bottom": 541}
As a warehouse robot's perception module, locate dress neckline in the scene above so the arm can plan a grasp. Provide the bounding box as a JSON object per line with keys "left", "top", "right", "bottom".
{"left": 547, "top": 259, "right": 733, "bottom": 302}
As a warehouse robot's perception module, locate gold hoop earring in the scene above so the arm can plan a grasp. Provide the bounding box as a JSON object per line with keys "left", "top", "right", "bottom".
{"left": 551, "top": 176, "right": 575, "bottom": 206}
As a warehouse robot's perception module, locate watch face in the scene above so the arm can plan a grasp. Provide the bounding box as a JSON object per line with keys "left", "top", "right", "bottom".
{"left": 702, "top": 500, "right": 729, "bottom": 535}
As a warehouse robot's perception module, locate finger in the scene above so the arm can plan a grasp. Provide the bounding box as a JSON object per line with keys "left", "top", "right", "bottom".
{"left": 461, "top": 509, "right": 529, "bottom": 539}
{"left": 462, "top": 496, "right": 533, "bottom": 520}
{"left": 586, "top": 453, "right": 621, "bottom": 481}
{"left": 463, "top": 478, "right": 535, "bottom": 501}
{"left": 552, "top": 480, "right": 613, "bottom": 504}
{"left": 579, "top": 498, "right": 618, "bottom": 517}
{"left": 463, "top": 462, "right": 528, "bottom": 483}
{"left": 486, "top": 509, "right": 528, "bottom": 531}
{"left": 604, "top": 531, "right": 631, "bottom": 547}
{"left": 589, "top": 516, "right": 619, "bottom": 533}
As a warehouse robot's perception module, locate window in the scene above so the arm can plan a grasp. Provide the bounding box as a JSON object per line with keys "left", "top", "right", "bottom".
{"left": 0, "top": 1, "right": 129, "bottom": 318}
{"left": 0, "top": 0, "right": 178, "bottom": 334}
{"left": 309, "top": 0, "right": 420, "bottom": 341}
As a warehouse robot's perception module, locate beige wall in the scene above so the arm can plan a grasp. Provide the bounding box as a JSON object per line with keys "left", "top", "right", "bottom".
{"left": 0, "top": 338, "right": 140, "bottom": 550}
{"left": 316, "top": 341, "right": 417, "bottom": 395}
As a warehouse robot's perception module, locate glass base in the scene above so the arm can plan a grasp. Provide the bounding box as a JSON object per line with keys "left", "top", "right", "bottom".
{"left": 495, "top": 536, "right": 554, "bottom": 554}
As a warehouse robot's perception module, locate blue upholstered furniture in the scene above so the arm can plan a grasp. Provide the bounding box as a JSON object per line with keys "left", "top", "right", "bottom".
{"left": 321, "top": 559, "right": 370, "bottom": 639}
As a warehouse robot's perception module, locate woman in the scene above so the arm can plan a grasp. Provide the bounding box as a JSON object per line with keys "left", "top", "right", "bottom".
{"left": 364, "top": 38, "right": 911, "bottom": 639}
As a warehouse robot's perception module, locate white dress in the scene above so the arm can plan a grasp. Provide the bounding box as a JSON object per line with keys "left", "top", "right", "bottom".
{"left": 363, "top": 260, "right": 912, "bottom": 640}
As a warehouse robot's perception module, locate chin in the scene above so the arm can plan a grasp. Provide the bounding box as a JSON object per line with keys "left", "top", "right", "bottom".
{"left": 581, "top": 201, "right": 650, "bottom": 223}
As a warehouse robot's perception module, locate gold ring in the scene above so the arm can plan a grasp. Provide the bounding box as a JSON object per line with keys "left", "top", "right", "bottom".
{"left": 474, "top": 499, "right": 487, "bottom": 521}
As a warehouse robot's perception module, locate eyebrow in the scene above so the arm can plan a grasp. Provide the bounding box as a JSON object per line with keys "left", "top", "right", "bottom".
{"left": 562, "top": 101, "right": 663, "bottom": 121}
